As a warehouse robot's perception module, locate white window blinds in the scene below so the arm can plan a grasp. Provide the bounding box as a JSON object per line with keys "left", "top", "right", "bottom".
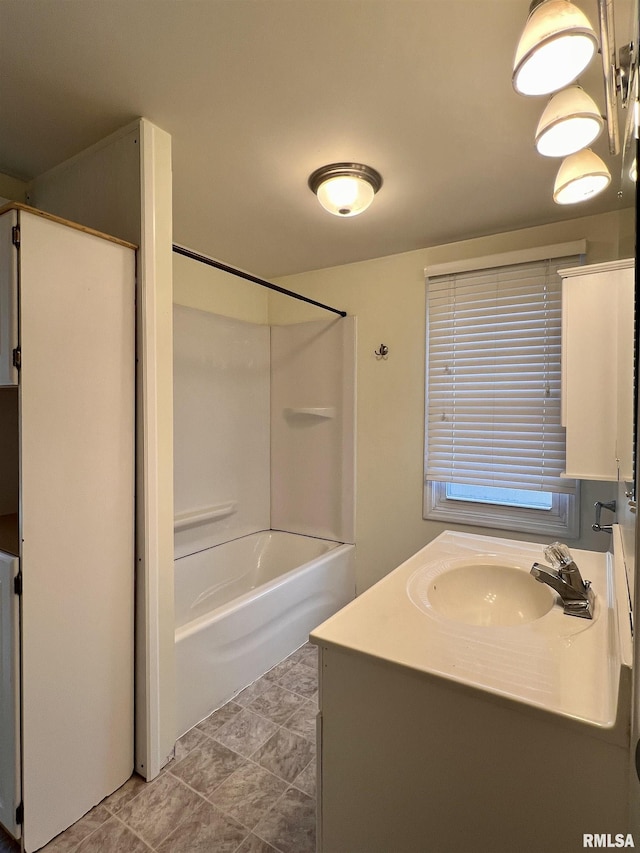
{"left": 425, "top": 256, "right": 579, "bottom": 495}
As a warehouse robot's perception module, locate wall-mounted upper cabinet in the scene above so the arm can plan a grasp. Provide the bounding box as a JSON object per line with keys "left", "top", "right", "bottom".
{"left": 561, "top": 259, "right": 634, "bottom": 483}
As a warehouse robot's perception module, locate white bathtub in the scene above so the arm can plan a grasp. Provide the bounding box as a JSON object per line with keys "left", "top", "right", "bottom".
{"left": 174, "top": 529, "right": 355, "bottom": 736}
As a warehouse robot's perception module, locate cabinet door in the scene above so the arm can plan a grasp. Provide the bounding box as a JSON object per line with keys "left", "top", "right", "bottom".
{"left": 19, "top": 210, "right": 134, "bottom": 851}
{"left": 615, "top": 267, "right": 634, "bottom": 482}
{"left": 0, "top": 211, "right": 19, "bottom": 386}
{"left": 0, "top": 551, "right": 20, "bottom": 840}
{"left": 562, "top": 262, "right": 634, "bottom": 481}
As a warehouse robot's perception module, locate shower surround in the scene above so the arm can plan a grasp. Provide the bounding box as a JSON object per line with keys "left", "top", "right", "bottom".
{"left": 173, "top": 307, "right": 356, "bottom": 736}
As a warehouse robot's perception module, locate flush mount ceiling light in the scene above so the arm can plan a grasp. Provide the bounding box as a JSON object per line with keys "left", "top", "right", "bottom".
{"left": 308, "top": 163, "right": 383, "bottom": 217}
{"left": 512, "top": 0, "right": 599, "bottom": 96}
{"left": 552, "top": 148, "right": 611, "bottom": 203}
{"left": 535, "top": 85, "right": 604, "bottom": 156}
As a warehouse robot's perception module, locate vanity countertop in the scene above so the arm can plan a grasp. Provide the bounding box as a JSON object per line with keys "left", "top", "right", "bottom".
{"left": 311, "top": 529, "right": 631, "bottom": 738}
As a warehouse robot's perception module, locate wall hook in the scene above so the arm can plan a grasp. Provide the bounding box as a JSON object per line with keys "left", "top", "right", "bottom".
{"left": 375, "top": 344, "right": 389, "bottom": 359}
{"left": 592, "top": 499, "right": 616, "bottom": 533}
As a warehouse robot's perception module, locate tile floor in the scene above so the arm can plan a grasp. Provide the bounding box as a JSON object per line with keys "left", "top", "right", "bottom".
{"left": 0, "top": 643, "right": 319, "bottom": 853}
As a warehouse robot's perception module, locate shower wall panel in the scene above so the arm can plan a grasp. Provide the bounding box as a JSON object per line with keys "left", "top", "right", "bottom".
{"left": 271, "top": 317, "right": 356, "bottom": 544}
{"left": 173, "top": 306, "right": 270, "bottom": 557}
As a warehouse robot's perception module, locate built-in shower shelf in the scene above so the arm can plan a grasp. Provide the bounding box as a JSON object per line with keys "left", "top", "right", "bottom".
{"left": 174, "top": 501, "right": 237, "bottom": 532}
{"left": 284, "top": 407, "right": 336, "bottom": 419}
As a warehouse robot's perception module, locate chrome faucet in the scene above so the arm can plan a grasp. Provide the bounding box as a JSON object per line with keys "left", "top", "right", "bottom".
{"left": 530, "top": 542, "right": 595, "bottom": 620}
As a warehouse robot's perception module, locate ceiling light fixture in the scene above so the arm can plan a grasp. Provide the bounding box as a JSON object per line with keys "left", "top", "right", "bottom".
{"left": 535, "top": 85, "right": 604, "bottom": 156}
{"left": 512, "top": 0, "right": 599, "bottom": 96}
{"left": 552, "top": 148, "right": 611, "bottom": 203}
{"left": 308, "top": 163, "right": 383, "bottom": 217}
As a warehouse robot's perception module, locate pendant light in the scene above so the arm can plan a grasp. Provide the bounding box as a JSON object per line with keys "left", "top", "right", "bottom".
{"left": 553, "top": 148, "right": 611, "bottom": 203}
{"left": 513, "top": 0, "right": 599, "bottom": 96}
{"left": 308, "top": 163, "right": 383, "bottom": 217}
{"left": 535, "top": 85, "right": 604, "bottom": 156}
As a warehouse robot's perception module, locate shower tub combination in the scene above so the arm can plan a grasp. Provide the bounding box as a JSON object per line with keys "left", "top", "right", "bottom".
{"left": 175, "top": 529, "right": 355, "bottom": 736}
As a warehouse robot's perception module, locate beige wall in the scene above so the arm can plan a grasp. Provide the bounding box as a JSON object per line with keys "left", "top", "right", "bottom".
{"left": 268, "top": 208, "right": 634, "bottom": 593}
{"left": 173, "top": 252, "right": 268, "bottom": 322}
{"left": 0, "top": 172, "right": 27, "bottom": 203}
{"left": 28, "top": 120, "right": 176, "bottom": 777}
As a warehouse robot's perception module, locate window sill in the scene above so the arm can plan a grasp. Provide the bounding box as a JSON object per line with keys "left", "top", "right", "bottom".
{"left": 423, "top": 481, "right": 580, "bottom": 538}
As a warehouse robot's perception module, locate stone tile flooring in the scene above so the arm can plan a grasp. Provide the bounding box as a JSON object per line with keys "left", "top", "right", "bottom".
{"left": 0, "top": 643, "right": 318, "bottom": 853}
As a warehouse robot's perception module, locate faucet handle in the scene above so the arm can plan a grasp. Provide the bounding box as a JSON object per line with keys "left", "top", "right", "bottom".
{"left": 543, "top": 542, "right": 573, "bottom": 569}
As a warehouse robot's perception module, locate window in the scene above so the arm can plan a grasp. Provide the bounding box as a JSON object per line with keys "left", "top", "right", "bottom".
{"left": 424, "top": 248, "right": 583, "bottom": 537}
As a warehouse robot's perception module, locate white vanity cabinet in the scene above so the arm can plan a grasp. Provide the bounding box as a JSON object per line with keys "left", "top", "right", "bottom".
{"left": 0, "top": 203, "right": 136, "bottom": 852}
{"left": 312, "top": 531, "right": 631, "bottom": 853}
{"left": 561, "top": 259, "right": 634, "bottom": 481}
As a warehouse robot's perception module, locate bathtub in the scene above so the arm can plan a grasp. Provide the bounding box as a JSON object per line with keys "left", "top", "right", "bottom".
{"left": 174, "top": 529, "right": 355, "bottom": 736}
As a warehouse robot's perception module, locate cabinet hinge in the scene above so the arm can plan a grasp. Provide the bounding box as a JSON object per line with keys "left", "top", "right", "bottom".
{"left": 11, "top": 225, "right": 20, "bottom": 248}
{"left": 15, "top": 801, "right": 23, "bottom": 825}
{"left": 12, "top": 348, "right": 21, "bottom": 370}
{"left": 14, "top": 572, "right": 22, "bottom": 596}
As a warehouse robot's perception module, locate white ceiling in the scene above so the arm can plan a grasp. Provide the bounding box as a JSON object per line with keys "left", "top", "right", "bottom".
{"left": 0, "top": 0, "right": 635, "bottom": 278}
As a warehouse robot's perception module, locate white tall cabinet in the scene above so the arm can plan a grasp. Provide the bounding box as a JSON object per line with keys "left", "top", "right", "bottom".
{"left": 0, "top": 204, "right": 136, "bottom": 851}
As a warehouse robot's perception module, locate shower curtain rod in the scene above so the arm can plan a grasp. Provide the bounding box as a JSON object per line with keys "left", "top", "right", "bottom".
{"left": 172, "top": 244, "right": 347, "bottom": 318}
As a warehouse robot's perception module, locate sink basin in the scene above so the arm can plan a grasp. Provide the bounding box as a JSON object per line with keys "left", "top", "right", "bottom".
{"left": 414, "top": 561, "right": 556, "bottom": 627}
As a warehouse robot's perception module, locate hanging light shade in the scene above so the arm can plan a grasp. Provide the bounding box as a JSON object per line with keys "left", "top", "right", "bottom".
{"left": 553, "top": 148, "right": 611, "bottom": 204}
{"left": 535, "top": 85, "right": 604, "bottom": 156}
{"left": 513, "top": 0, "right": 599, "bottom": 97}
{"left": 308, "top": 163, "right": 383, "bottom": 217}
